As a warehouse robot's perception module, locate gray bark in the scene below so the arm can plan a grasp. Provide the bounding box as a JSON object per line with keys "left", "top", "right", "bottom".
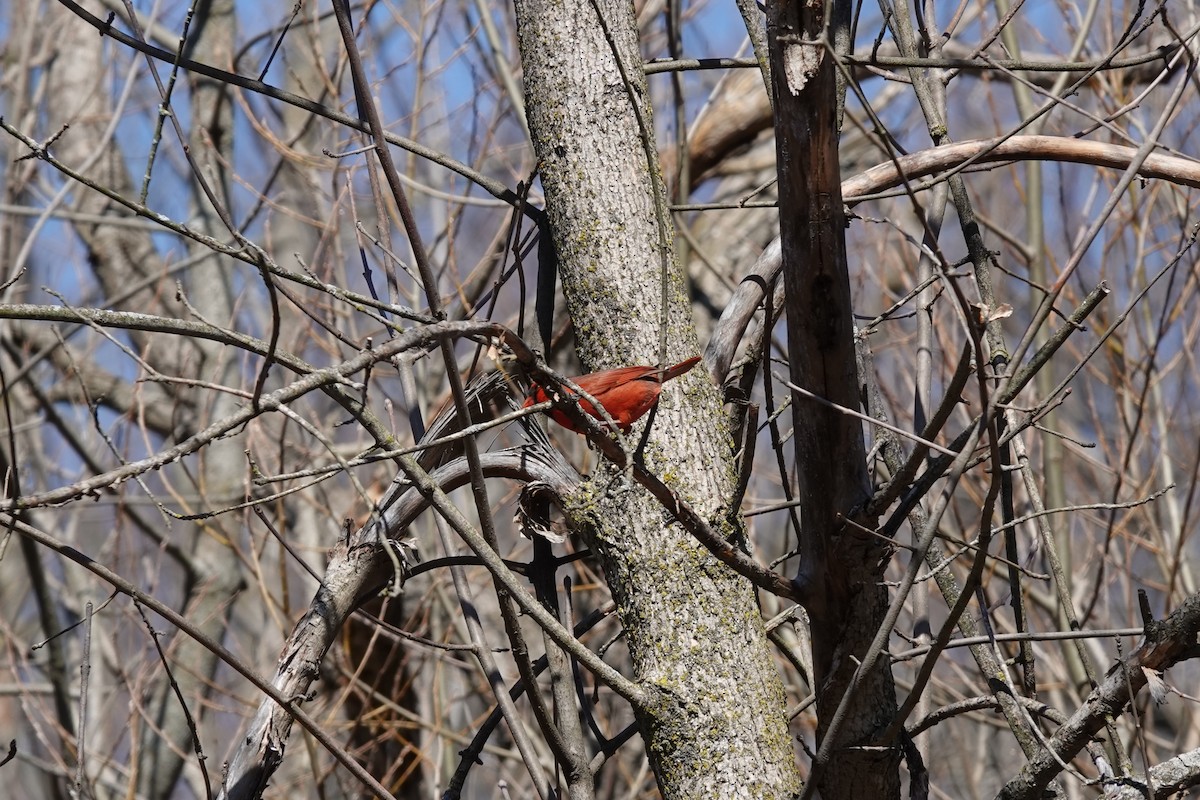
{"left": 512, "top": 0, "right": 801, "bottom": 796}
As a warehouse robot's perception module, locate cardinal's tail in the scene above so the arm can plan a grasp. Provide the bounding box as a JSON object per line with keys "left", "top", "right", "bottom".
{"left": 660, "top": 355, "right": 701, "bottom": 383}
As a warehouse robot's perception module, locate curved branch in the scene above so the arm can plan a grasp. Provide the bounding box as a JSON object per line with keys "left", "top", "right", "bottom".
{"left": 842, "top": 134, "right": 1200, "bottom": 200}
{"left": 1107, "top": 748, "right": 1200, "bottom": 799}
{"left": 705, "top": 134, "right": 1187, "bottom": 388}
{"left": 909, "top": 694, "right": 1068, "bottom": 738}
{"left": 997, "top": 592, "right": 1200, "bottom": 800}
{"left": 221, "top": 447, "right": 601, "bottom": 800}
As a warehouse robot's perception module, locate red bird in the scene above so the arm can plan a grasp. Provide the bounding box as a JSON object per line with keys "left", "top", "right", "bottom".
{"left": 524, "top": 356, "right": 702, "bottom": 434}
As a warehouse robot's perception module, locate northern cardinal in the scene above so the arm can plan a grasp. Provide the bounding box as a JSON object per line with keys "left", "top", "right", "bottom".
{"left": 524, "top": 356, "right": 702, "bottom": 434}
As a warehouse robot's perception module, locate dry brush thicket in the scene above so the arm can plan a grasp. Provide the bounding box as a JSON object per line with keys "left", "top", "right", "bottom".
{"left": 1, "top": 1, "right": 1199, "bottom": 799}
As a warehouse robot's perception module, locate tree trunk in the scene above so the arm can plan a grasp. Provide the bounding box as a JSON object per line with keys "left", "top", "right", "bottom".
{"left": 768, "top": 0, "right": 901, "bottom": 797}
{"left": 512, "top": 0, "right": 801, "bottom": 796}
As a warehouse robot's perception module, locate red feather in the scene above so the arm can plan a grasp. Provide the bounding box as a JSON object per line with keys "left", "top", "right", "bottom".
{"left": 524, "top": 356, "right": 701, "bottom": 433}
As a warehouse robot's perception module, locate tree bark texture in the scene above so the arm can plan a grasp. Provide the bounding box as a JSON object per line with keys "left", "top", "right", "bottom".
{"left": 768, "top": 0, "right": 901, "bottom": 797}
{"left": 512, "top": 0, "right": 801, "bottom": 796}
